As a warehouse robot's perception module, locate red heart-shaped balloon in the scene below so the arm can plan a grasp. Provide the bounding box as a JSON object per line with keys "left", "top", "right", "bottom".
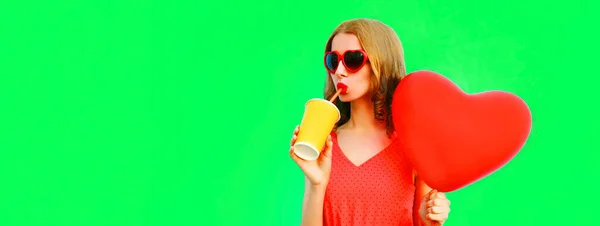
{"left": 392, "top": 70, "right": 532, "bottom": 192}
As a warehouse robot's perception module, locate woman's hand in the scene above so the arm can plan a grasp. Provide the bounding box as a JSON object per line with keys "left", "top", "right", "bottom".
{"left": 289, "top": 125, "right": 334, "bottom": 188}
{"left": 419, "top": 189, "right": 451, "bottom": 226}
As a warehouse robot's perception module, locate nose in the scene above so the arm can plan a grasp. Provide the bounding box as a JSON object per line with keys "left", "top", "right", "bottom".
{"left": 334, "top": 60, "right": 347, "bottom": 78}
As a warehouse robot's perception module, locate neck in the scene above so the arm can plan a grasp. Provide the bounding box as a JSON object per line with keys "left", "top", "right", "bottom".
{"left": 344, "top": 95, "right": 386, "bottom": 132}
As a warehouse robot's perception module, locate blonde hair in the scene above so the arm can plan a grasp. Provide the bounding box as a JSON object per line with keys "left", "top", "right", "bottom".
{"left": 324, "top": 18, "right": 407, "bottom": 137}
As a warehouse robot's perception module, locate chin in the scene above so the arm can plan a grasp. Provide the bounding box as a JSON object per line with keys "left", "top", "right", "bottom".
{"left": 338, "top": 94, "right": 355, "bottom": 103}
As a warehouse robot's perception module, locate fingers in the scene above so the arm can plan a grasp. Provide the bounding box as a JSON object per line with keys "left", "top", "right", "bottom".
{"left": 425, "top": 190, "right": 451, "bottom": 222}
{"left": 435, "top": 191, "right": 447, "bottom": 199}
{"left": 426, "top": 197, "right": 450, "bottom": 208}
{"left": 321, "top": 135, "right": 333, "bottom": 159}
{"left": 428, "top": 189, "right": 437, "bottom": 200}
{"left": 426, "top": 213, "right": 449, "bottom": 222}
{"left": 426, "top": 191, "right": 449, "bottom": 205}
{"left": 427, "top": 205, "right": 450, "bottom": 214}
{"left": 290, "top": 134, "right": 298, "bottom": 146}
{"left": 290, "top": 126, "right": 299, "bottom": 146}
{"left": 289, "top": 127, "right": 301, "bottom": 162}
{"left": 289, "top": 145, "right": 298, "bottom": 159}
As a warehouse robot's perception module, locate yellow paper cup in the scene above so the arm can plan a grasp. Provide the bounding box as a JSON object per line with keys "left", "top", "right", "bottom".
{"left": 293, "top": 98, "right": 341, "bottom": 161}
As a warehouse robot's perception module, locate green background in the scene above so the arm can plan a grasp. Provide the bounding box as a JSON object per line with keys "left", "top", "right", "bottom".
{"left": 1, "top": 0, "right": 598, "bottom": 225}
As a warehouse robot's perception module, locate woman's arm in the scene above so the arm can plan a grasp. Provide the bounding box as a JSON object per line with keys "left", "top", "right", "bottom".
{"left": 300, "top": 178, "right": 327, "bottom": 226}
{"left": 413, "top": 171, "right": 433, "bottom": 226}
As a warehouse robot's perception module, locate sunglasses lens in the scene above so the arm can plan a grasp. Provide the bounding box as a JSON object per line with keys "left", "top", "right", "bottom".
{"left": 344, "top": 51, "right": 365, "bottom": 71}
{"left": 325, "top": 52, "right": 339, "bottom": 72}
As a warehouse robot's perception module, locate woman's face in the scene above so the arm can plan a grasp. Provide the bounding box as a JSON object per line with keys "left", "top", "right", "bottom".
{"left": 328, "top": 33, "right": 372, "bottom": 102}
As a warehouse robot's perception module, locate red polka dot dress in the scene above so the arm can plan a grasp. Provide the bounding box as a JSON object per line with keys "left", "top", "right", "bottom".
{"left": 323, "top": 132, "right": 416, "bottom": 226}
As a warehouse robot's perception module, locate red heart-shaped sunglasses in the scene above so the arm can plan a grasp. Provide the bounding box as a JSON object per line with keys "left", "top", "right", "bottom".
{"left": 324, "top": 50, "right": 369, "bottom": 74}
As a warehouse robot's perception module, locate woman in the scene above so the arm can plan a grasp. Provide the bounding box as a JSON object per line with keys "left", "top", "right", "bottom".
{"left": 289, "top": 18, "right": 452, "bottom": 226}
